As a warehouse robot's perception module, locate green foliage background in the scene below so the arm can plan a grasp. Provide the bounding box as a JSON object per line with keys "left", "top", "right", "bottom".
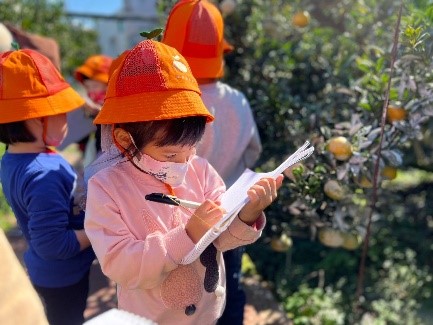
{"left": 1, "top": 0, "right": 433, "bottom": 323}
{"left": 0, "top": 0, "right": 99, "bottom": 76}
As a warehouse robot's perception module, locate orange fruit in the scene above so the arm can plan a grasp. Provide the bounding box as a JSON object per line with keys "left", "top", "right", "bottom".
{"left": 270, "top": 234, "right": 293, "bottom": 252}
{"left": 357, "top": 176, "right": 373, "bottom": 189}
{"left": 327, "top": 136, "right": 353, "bottom": 161}
{"left": 386, "top": 105, "right": 406, "bottom": 123}
{"left": 292, "top": 11, "right": 310, "bottom": 28}
{"left": 382, "top": 166, "right": 397, "bottom": 180}
{"left": 341, "top": 232, "right": 362, "bottom": 250}
{"left": 318, "top": 228, "right": 344, "bottom": 248}
{"left": 324, "top": 180, "right": 345, "bottom": 201}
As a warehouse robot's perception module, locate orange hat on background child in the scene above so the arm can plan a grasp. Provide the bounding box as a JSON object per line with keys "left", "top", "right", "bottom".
{"left": 0, "top": 49, "right": 85, "bottom": 123}
{"left": 74, "top": 54, "right": 113, "bottom": 84}
{"left": 162, "top": 0, "right": 234, "bottom": 79}
{"left": 94, "top": 39, "right": 214, "bottom": 124}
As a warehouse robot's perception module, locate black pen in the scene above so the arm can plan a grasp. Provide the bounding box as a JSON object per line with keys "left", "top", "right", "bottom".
{"left": 145, "top": 193, "right": 201, "bottom": 209}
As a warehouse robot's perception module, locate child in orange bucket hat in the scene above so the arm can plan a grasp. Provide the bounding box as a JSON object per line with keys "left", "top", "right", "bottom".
{"left": 162, "top": 1, "right": 262, "bottom": 323}
{"left": 74, "top": 54, "right": 113, "bottom": 155}
{"left": 0, "top": 49, "right": 95, "bottom": 325}
{"left": 84, "top": 35, "right": 284, "bottom": 324}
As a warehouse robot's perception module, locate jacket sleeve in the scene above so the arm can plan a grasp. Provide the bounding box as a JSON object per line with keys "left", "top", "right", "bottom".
{"left": 200, "top": 159, "right": 266, "bottom": 252}
{"left": 84, "top": 177, "right": 195, "bottom": 290}
{"left": 25, "top": 170, "right": 81, "bottom": 260}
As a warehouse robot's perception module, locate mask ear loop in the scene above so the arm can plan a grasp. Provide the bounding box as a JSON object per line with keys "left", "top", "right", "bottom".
{"left": 42, "top": 117, "right": 48, "bottom": 145}
{"left": 111, "top": 126, "right": 176, "bottom": 195}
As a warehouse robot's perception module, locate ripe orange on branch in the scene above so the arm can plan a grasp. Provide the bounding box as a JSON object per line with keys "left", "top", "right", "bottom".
{"left": 292, "top": 11, "right": 310, "bottom": 28}
{"left": 386, "top": 105, "right": 406, "bottom": 123}
{"left": 382, "top": 166, "right": 397, "bottom": 180}
{"left": 326, "top": 136, "right": 353, "bottom": 161}
{"left": 270, "top": 234, "right": 293, "bottom": 252}
{"left": 324, "top": 180, "right": 345, "bottom": 201}
{"left": 318, "top": 228, "right": 344, "bottom": 248}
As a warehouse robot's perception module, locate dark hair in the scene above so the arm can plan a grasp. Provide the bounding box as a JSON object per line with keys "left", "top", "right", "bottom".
{"left": 117, "top": 116, "right": 207, "bottom": 156}
{"left": 0, "top": 121, "right": 36, "bottom": 144}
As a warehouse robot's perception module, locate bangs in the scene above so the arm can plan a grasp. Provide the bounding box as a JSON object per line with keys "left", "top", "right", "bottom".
{"left": 155, "top": 117, "right": 207, "bottom": 147}
{"left": 120, "top": 116, "right": 207, "bottom": 151}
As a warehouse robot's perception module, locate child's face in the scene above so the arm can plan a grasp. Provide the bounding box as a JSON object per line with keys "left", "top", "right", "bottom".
{"left": 83, "top": 79, "right": 107, "bottom": 105}
{"left": 141, "top": 140, "right": 196, "bottom": 164}
{"left": 82, "top": 79, "right": 107, "bottom": 93}
{"left": 25, "top": 113, "right": 68, "bottom": 147}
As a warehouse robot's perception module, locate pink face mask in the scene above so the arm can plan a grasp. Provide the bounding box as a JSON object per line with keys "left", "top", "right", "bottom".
{"left": 133, "top": 152, "right": 189, "bottom": 187}
{"left": 42, "top": 114, "right": 68, "bottom": 147}
{"left": 87, "top": 90, "right": 106, "bottom": 105}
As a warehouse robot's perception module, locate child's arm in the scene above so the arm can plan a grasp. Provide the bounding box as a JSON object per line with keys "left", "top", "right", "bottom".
{"left": 85, "top": 177, "right": 198, "bottom": 290}
{"left": 74, "top": 230, "right": 91, "bottom": 250}
{"left": 26, "top": 174, "right": 89, "bottom": 260}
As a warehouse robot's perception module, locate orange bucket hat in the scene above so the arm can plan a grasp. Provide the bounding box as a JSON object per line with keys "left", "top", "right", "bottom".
{"left": 74, "top": 54, "right": 113, "bottom": 84}
{"left": 162, "top": 0, "right": 234, "bottom": 79}
{"left": 0, "top": 49, "right": 85, "bottom": 123}
{"left": 94, "top": 39, "right": 214, "bottom": 124}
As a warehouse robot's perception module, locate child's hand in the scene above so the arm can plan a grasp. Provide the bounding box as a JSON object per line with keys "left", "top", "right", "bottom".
{"left": 239, "top": 175, "right": 284, "bottom": 226}
{"left": 185, "top": 200, "right": 225, "bottom": 244}
{"left": 83, "top": 101, "right": 101, "bottom": 118}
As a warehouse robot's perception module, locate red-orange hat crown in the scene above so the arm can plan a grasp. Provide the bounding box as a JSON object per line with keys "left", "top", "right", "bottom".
{"left": 0, "top": 49, "right": 84, "bottom": 123}
{"left": 94, "top": 40, "right": 214, "bottom": 124}
{"left": 162, "top": 0, "right": 233, "bottom": 79}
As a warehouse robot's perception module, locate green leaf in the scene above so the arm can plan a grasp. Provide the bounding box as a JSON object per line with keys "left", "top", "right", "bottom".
{"left": 11, "top": 41, "right": 20, "bottom": 50}
{"left": 139, "top": 28, "right": 164, "bottom": 40}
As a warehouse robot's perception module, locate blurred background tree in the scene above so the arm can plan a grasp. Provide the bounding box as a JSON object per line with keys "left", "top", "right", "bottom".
{"left": 0, "top": 0, "right": 432, "bottom": 323}
{"left": 0, "top": 0, "right": 99, "bottom": 76}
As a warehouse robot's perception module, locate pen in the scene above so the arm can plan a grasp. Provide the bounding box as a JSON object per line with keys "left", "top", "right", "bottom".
{"left": 145, "top": 193, "right": 202, "bottom": 209}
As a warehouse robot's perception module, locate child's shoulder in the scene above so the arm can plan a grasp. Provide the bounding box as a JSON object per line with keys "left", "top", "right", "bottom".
{"left": 216, "top": 81, "right": 244, "bottom": 95}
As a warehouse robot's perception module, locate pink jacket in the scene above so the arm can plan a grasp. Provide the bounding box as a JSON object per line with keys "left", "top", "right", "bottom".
{"left": 84, "top": 156, "right": 265, "bottom": 324}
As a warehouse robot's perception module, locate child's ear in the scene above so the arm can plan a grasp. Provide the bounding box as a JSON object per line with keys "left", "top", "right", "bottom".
{"left": 113, "top": 128, "right": 132, "bottom": 150}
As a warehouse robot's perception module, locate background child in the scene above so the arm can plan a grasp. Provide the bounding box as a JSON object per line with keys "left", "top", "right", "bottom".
{"left": 0, "top": 49, "right": 95, "bottom": 325}
{"left": 162, "top": 1, "right": 262, "bottom": 323}
{"left": 84, "top": 38, "right": 283, "bottom": 324}
{"left": 74, "top": 54, "right": 113, "bottom": 156}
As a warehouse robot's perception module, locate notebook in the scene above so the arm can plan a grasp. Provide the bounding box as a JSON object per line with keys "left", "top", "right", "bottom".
{"left": 83, "top": 309, "right": 157, "bottom": 325}
{"left": 180, "top": 140, "right": 314, "bottom": 264}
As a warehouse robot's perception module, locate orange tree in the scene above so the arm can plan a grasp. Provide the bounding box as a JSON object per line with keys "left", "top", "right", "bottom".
{"left": 158, "top": 0, "right": 433, "bottom": 322}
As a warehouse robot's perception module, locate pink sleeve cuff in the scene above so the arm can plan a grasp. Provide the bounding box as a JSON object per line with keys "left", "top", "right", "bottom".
{"left": 164, "top": 226, "right": 195, "bottom": 264}
{"left": 227, "top": 213, "right": 266, "bottom": 242}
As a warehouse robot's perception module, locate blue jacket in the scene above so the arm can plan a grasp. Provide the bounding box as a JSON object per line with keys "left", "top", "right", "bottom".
{"left": 1, "top": 150, "right": 94, "bottom": 287}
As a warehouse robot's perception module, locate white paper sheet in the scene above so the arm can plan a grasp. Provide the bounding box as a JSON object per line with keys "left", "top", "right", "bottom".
{"left": 180, "top": 140, "right": 314, "bottom": 264}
